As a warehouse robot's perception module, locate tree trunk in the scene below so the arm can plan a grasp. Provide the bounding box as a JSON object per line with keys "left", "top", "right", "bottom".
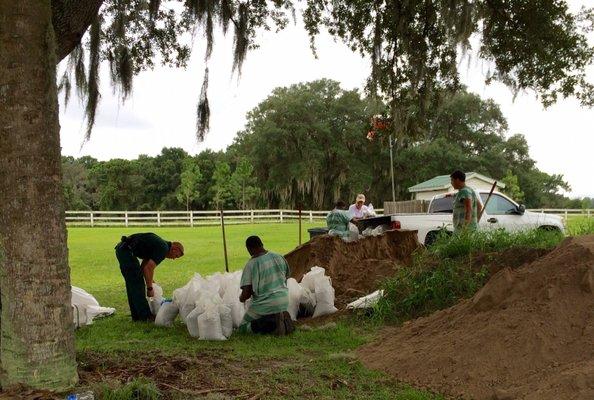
{"left": 0, "top": 0, "right": 78, "bottom": 392}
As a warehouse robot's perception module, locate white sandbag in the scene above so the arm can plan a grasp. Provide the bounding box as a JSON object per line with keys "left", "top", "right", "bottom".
{"left": 346, "top": 290, "right": 385, "bottom": 309}
{"left": 219, "top": 304, "right": 233, "bottom": 338}
{"left": 152, "top": 283, "right": 163, "bottom": 298}
{"left": 186, "top": 306, "right": 202, "bottom": 337}
{"left": 287, "top": 278, "right": 303, "bottom": 321}
{"left": 86, "top": 305, "right": 116, "bottom": 324}
{"left": 148, "top": 283, "right": 164, "bottom": 315}
{"left": 71, "top": 286, "right": 100, "bottom": 307}
{"left": 71, "top": 286, "right": 115, "bottom": 327}
{"left": 300, "top": 266, "right": 326, "bottom": 292}
{"left": 172, "top": 273, "right": 203, "bottom": 307}
{"left": 230, "top": 301, "right": 245, "bottom": 328}
{"left": 149, "top": 298, "right": 162, "bottom": 316}
{"left": 198, "top": 306, "right": 226, "bottom": 341}
{"left": 313, "top": 276, "right": 338, "bottom": 318}
{"left": 298, "top": 285, "right": 316, "bottom": 318}
{"left": 155, "top": 301, "right": 178, "bottom": 327}
{"left": 179, "top": 303, "right": 195, "bottom": 324}
{"left": 72, "top": 304, "right": 88, "bottom": 328}
{"left": 244, "top": 298, "right": 252, "bottom": 311}
{"left": 223, "top": 286, "right": 244, "bottom": 328}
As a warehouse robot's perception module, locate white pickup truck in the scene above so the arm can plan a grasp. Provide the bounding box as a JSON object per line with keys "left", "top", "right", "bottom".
{"left": 390, "top": 190, "right": 565, "bottom": 245}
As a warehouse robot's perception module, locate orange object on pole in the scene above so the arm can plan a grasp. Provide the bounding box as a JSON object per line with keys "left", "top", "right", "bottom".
{"left": 220, "top": 208, "right": 229, "bottom": 272}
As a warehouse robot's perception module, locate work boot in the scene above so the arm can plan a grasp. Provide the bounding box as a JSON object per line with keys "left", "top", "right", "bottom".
{"left": 274, "top": 312, "right": 295, "bottom": 336}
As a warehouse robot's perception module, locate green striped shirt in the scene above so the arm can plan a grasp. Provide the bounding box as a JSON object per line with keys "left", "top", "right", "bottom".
{"left": 453, "top": 187, "right": 479, "bottom": 232}
{"left": 240, "top": 252, "right": 289, "bottom": 324}
{"left": 326, "top": 209, "right": 351, "bottom": 236}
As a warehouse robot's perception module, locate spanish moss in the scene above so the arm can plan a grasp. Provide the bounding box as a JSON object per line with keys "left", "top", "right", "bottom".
{"left": 196, "top": 67, "right": 210, "bottom": 141}
{"left": 84, "top": 16, "right": 101, "bottom": 142}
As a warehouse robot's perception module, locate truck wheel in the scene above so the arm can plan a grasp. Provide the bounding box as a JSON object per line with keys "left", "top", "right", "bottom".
{"left": 538, "top": 225, "right": 560, "bottom": 232}
{"left": 425, "top": 230, "right": 451, "bottom": 246}
{"left": 424, "top": 231, "right": 439, "bottom": 246}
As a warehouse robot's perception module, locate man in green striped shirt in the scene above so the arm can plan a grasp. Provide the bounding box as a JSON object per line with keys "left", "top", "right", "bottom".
{"left": 239, "top": 236, "right": 294, "bottom": 335}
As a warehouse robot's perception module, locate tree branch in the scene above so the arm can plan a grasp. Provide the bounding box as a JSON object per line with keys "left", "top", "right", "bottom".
{"left": 52, "top": 0, "right": 105, "bottom": 62}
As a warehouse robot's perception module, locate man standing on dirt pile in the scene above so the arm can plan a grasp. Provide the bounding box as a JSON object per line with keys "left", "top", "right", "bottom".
{"left": 450, "top": 170, "right": 482, "bottom": 233}
{"left": 239, "top": 235, "right": 294, "bottom": 335}
{"left": 327, "top": 200, "right": 359, "bottom": 237}
{"left": 115, "top": 233, "right": 184, "bottom": 321}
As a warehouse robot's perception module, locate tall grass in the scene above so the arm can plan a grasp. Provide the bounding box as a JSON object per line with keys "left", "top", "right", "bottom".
{"left": 372, "top": 228, "right": 563, "bottom": 323}
{"left": 429, "top": 228, "right": 563, "bottom": 259}
{"left": 93, "top": 378, "right": 161, "bottom": 400}
{"left": 567, "top": 218, "right": 594, "bottom": 236}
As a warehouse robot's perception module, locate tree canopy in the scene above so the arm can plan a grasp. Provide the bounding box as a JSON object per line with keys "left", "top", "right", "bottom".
{"left": 63, "top": 80, "right": 580, "bottom": 211}
{"left": 55, "top": 0, "right": 594, "bottom": 141}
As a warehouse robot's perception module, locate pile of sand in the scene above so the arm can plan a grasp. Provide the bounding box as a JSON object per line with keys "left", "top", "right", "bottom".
{"left": 359, "top": 235, "right": 594, "bottom": 400}
{"left": 285, "top": 230, "right": 420, "bottom": 307}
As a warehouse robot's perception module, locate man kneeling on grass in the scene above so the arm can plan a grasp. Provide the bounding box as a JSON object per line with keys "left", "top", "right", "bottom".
{"left": 238, "top": 235, "right": 295, "bottom": 335}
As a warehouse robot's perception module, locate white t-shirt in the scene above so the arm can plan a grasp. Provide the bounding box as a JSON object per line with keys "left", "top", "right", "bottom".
{"left": 349, "top": 204, "right": 369, "bottom": 218}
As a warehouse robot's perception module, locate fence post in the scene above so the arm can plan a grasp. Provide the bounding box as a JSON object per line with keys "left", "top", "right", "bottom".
{"left": 157, "top": 211, "right": 161, "bottom": 227}
{"left": 588, "top": 209, "right": 592, "bottom": 218}
{"left": 309, "top": 211, "right": 313, "bottom": 223}
{"left": 190, "top": 211, "right": 194, "bottom": 227}
{"left": 251, "top": 210, "right": 254, "bottom": 223}
{"left": 280, "top": 210, "right": 284, "bottom": 223}
{"left": 564, "top": 210, "right": 568, "bottom": 224}
{"left": 125, "top": 211, "right": 129, "bottom": 227}
{"left": 90, "top": 211, "right": 94, "bottom": 227}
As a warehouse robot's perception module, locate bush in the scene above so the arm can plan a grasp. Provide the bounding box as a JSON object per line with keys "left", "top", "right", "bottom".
{"left": 94, "top": 378, "right": 161, "bottom": 400}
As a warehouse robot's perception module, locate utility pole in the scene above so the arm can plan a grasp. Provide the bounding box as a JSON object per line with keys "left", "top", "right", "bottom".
{"left": 389, "top": 134, "right": 396, "bottom": 202}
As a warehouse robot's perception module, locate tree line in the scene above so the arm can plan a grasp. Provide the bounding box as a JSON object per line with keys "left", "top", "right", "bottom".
{"left": 63, "top": 80, "right": 591, "bottom": 212}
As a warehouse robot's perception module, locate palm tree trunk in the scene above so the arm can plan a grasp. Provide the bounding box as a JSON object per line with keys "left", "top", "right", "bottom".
{"left": 0, "top": 0, "right": 78, "bottom": 391}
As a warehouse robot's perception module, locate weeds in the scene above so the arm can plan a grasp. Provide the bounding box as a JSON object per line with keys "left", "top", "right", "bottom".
{"left": 429, "top": 228, "right": 563, "bottom": 259}
{"left": 93, "top": 378, "right": 161, "bottom": 400}
{"left": 567, "top": 218, "right": 594, "bottom": 236}
{"left": 372, "top": 228, "right": 564, "bottom": 323}
{"left": 372, "top": 258, "right": 488, "bottom": 323}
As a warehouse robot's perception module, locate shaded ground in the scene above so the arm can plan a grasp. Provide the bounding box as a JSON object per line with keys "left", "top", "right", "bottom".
{"left": 359, "top": 235, "right": 594, "bottom": 400}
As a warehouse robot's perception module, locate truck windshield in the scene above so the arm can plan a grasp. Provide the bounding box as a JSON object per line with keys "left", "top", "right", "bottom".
{"left": 429, "top": 197, "right": 453, "bottom": 213}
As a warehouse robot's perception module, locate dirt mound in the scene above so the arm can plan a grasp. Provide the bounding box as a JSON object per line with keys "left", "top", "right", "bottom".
{"left": 359, "top": 235, "right": 594, "bottom": 400}
{"left": 285, "top": 230, "right": 420, "bottom": 307}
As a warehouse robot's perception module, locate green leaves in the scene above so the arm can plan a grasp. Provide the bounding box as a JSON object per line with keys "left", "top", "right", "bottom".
{"left": 175, "top": 158, "right": 203, "bottom": 211}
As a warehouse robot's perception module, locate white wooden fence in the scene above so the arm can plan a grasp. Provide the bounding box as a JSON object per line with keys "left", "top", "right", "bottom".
{"left": 528, "top": 209, "right": 593, "bottom": 223}
{"left": 65, "top": 209, "right": 358, "bottom": 227}
{"left": 65, "top": 208, "right": 589, "bottom": 227}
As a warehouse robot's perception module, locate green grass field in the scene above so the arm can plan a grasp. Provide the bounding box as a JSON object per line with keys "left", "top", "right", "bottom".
{"left": 70, "top": 223, "right": 441, "bottom": 399}
{"left": 71, "top": 218, "right": 593, "bottom": 398}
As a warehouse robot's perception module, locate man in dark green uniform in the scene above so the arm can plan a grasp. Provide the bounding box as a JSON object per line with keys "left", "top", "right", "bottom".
{"left": 115, "top": 233, "right": 184, "bottom": 321}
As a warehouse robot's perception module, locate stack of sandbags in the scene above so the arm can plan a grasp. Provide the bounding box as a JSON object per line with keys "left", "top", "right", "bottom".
{"left": 158, "top": 271, "right": 246, "bottom": 340}
{"left": 300, "top": 266, "right": 338, "bottom": 317}
{"left": 287, "top": 266, "right": 337, "bottom": 320}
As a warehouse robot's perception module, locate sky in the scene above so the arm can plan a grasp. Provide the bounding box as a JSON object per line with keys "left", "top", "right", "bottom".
{"left": 59, "top": 2, "right": 593, "bottom": 198}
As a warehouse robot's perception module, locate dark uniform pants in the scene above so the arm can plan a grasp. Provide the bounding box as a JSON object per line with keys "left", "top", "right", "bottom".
{"left": 115, "top": 242, "right": 152, "bottom": 321}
